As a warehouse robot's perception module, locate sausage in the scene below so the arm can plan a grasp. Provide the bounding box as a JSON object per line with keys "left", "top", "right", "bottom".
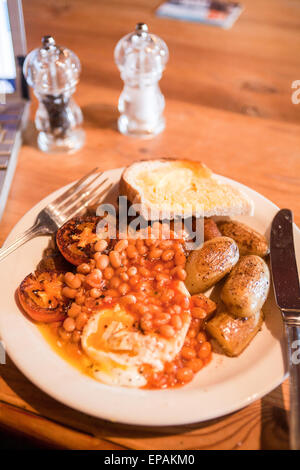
{"left": 220, "top": 255, "right": 270, "bottom": 317}
{"left": 204, "top": 218, "right": 222, "bottom": 241}
{"left": 206, "top": 309, "right": 263, "bottom": 357}
{"left": 217, "top": 220, "right": 269, "bottom": 257}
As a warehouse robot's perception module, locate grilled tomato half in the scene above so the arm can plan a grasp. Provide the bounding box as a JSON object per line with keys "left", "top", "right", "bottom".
{"left": 56, "top": 216, "right": 109, "bottom": 265}
{"left": 18, "top": 271, "right": 70, "bottom": 322}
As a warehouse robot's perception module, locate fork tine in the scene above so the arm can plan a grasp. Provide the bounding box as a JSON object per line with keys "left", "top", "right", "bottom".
{"left": 47, "top": 167, "right": 101, "bottom": 208}
{"left": 61, "top": 182, "right": 113, "bottom": 220}
{"left": 85, "top": 183, "right": 114, "bottom": 209}
{"left": 56, "top": 173, "right": 105, "bottom": 213}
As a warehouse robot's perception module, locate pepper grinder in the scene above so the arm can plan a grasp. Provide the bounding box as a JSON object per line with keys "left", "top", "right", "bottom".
{"left": 114, "top": 23, "right": 169, "bottom": 138}
{"left": 23, "top": 36, "right": 85, "bottom": 154}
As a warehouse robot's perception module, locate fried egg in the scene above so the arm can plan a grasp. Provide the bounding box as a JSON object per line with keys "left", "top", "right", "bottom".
{"left": 81, "top": 302, "right": 191, "bottom": 388}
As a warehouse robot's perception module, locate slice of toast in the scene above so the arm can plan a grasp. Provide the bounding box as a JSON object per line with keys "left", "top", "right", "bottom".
{"left": 120, "top": 159, "right": 254, "bottom": 220}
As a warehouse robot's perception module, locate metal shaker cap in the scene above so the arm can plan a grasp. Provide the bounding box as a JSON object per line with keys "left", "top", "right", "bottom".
{"left": 23, "top": 36, "right": 81, "bottom": 95}
{"left": 114, "top": 23, "right": 169, "bottom": 79}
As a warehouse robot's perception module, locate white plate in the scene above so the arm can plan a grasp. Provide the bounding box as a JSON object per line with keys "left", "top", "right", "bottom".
{"left": 0, "top": 167, "right": 297, "bottom": 426}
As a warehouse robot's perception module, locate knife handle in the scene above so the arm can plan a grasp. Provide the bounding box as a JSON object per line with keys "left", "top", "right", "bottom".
{"left": 286, "top": 323, "right": 300, "bottom": 450}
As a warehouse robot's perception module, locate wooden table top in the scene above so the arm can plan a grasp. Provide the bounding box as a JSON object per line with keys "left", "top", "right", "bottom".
{"left": 0, "top": 0, "right": 299, "bottom": 450}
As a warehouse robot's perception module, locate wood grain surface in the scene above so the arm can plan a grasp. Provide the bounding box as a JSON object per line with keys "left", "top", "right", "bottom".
{"left": 0, "top": 0, "right": 299, "bottom": 450}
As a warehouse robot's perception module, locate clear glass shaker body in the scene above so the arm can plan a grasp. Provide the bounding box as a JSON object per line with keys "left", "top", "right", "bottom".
{"left": 114, "top": 24, "right": 169, "bottom": 138}
{"left": 23, "top": 36, "right": 85, "bottom": 154}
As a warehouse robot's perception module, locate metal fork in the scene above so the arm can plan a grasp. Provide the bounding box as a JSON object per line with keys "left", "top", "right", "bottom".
{"left": 0, "top": 168, "right": 113, "bottom": 263}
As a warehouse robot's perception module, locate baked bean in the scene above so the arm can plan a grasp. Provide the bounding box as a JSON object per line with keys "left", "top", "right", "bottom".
{"left": 162, "top": 249, "right": 175, "bottom": 262}
{"left": 159, "top": 240, "right": 173, "bottom": 250}
{"left": 135, "top": 280, "right": 149, "bottom": 292}
{"left": 198, "top": 341, "right": 212, "bottom": 359}
{"left": 174, "top": 267, "right": 187, "bottom": 281}
{"left": 187, "top": 358, "right": 203, "bottom": 372}
{"left": 104, "top": 266, "right": 114, "bottom": 280}
{"left": 164, "top": 261, "right": 175, "bottom": 270}
{"left": 155, "top": 273, "right": 168, "bottom": 283}
{"left": 173, "top": 305, "right": 182, "bottom": 314}
{"left": 96, "top": 254, "right": 109, "bottom": 270}
{"left": 197, "top": 332, "right": 207, "bottom": 344}
{"left": 120, "top": 272, "right": 129, "bottom": 282}
{"left": 175, "top": 252, "right": 186, "bottom": 266}
{"left": 149, "top": 248, "right": 163, "bottom": 259}
{"left": 71, "top": 330, "right": 81, "bottom": 343}
{"left": 68, "top": 302, "right": 81, "bottom": 318}
{"left": 192, "top": 307, "right": 207, "bottom": 319}
{"left": 115, "top": 239, "right": 128, "bottom": 252}
{"left": 109, "top": 250, "right": 121, "bottom": 268}
{"left": 142, "top": 312, "right": 152, "bottom": 321}
{"left": 77, "top": 263, "right": 91, "bottom": 274}
{"left": 103, "top": 295, "right": 113, "bottom": 303}
{"left": 62, "top": 286, "right": 77, "bottom": 299}
{"left": 77, "top": 274, "right": 86, "bottom": 283}
{"left": 90, "top": 288, "right": 102, "bottom": 298}
{"left": 105, "top": 289, "right": 119, "bottom": 297}
{"left": 110, "top": 276, "right": 121, "bottom": 289}
{"left": 136, "top": 239, "right": 144, "bottom": 249}
{"left": 188, "top": 328, "right": 198, "bottom": 339}
{"left": 159, "top": 325, "right": 175, "bottom": 338}
{"left": 176, "top": 367, "right": 194, "bottom": 383}
{"left": 154, "top": 313, "right": 171, "bottom": 326}
{"left": 121, "top": 294, "right": 136, "bottom": 305}
{"left": 139, "top": 267, "right": 151, "bottom": 277}
{"left": 137, "top": 240, "right": 147, "bottom": 255}
{"left": 64, "top": 272, "right": 81, "bottom": 289}
{"left": 171, "top": 315, "right": 182, "bottom": 329}
{"left": 135, "top": 304, "right": 149, "bottom": 315}
{"left": 115, "top": 266, "right": 127, "bottom": 275}
{"left": 145, "top": 238, "right": 155, "bottom": 247}
{"left": 118, "top": 283, "right": 129, "bottom": 296}
{"left": 165, "top": 362, "right": 177, "bottom": 375}
{"left": 75, "top": 292, "right": 85, "bottom": 305}
{"left": 75, "top": 312, "right": 88, "bottom": 330}
{"left": 63, "top": 317, "right": 76, "bottom": 332}
{"left": 161, "top": 289, "right": 175, "bottom": 303}
{"left": 140, "top": 318, "right": 152, "bottom": 331}
{"left": 150, "top": 304, "right": 162, "bottom": 314}
{"left": 129, "top": 275, "right": 139, "bottom": 286}
{"left": 86, "top": 269, "right": 102, "bottom": 288}
{"left": 126, "top": 245, "right": 138, "bottom": 259}
{"left": 94, "top": 239, "right": 108, "bottom": 252}
{"left": 127, "top": 266, "right": 137, "bottom": 277}
{"left": 138, "top": 257, "right": 146, "bottom": 266}
{"left": 181, "top": 346, "right": 196, "bottom": 360}
{"left": 154, "top": 263, "right": 164, "bottom": 272}
{"left": 58, "top": 327, "right": 71, "bottom": 341}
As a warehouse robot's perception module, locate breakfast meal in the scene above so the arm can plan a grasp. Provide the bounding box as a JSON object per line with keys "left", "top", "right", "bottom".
{"left": 17, "top": 159, "right": 270, "bottom": 389}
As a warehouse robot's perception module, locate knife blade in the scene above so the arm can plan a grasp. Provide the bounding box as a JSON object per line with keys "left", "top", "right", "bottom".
{"left": 270, "top": 209, "right": 300, "bottom": 450}
{"left": 270, "top": 208, "right": 300, "bottom": 312}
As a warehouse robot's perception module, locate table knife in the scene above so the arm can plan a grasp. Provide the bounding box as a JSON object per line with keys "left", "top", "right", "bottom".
{"left": 270, "top": 208, "right": 300, "bottom": 450}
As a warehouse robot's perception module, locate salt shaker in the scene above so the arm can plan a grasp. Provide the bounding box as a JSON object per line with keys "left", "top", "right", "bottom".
{"left": 114, "top": 23, "right": 169, "bottom": 138}
{"left": 23, "top": 36, "right": 85, "bottom": 154}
